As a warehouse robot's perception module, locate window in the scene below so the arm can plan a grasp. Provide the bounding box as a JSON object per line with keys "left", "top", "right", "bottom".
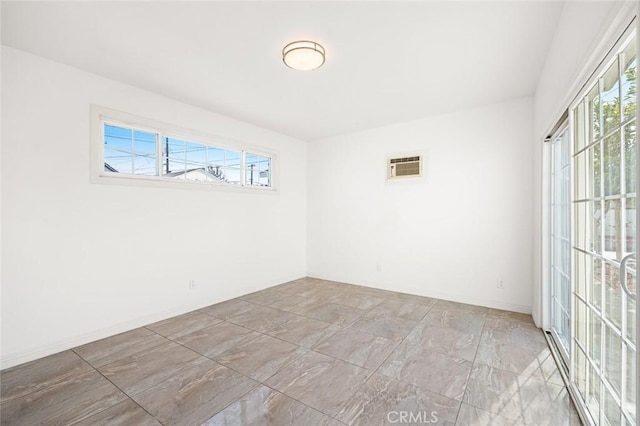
{"left": 92, "top": 106, "right": 275, "bottom": 190}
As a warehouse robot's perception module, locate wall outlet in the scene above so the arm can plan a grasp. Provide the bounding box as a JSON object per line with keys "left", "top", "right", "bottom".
{"left": 189, "top": 279, "right": 196, "bottom": 290}
{"left": 497, "top": 278, "right": 505, "bottom": 289}
{"left": 376, "top": 263, "right": 383, "bottom": 273}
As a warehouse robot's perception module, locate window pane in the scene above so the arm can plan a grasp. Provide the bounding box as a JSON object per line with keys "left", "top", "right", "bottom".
{"left": 604, "top": 260, "right": 622, "bottom": 330}
{"left": 626, "top": 283, "right": 636, "bottom": 344}
{"left": 604, "top": 326, "right": 622, "bottom": 398}
{"left": 104, "top": 124, "right": 157, "bottom": 176}
{"left": 589, "top": 309, "right": 602, "bottom": 367}
{"left": 603, "top": 386, "right": 622, "bottom": 426}
{"left": 589, "top": 85, "right": 601, "bottom": 142}
{"left": 593, "top": 258, "right": 603, "bottom": 309}
{"left": 604, "top": 132, "right": 621, "bottom": 196}
{"left": 624, "top": 343, "right": 636, "bottom": 422}
{"left": 575, "top": 296, "right": 588, "bottom": 347}
{"left": 184, "top": 141, "right": 207, "bottom": 181}
{"left": 163, "top": 137, "right": 187, "bottom": 177}
{"left": 245, "top": 152, "right": 271, "bottom": 187}
{"left": 104, "top": 124, "right": 133, "bottom": 173}
{"left": 575, "top": 346, "right": 588, "bottom": 399}
{"left": 133, "top": 130, "right": 156, "bottom": 176}
{"left": 594, "top": 200, "right": 603, "bottom": 254}
{"left": 621, "top": 37, "right": 637, "bottom": 123}
{"left": 600, "top": 60, "right": 620, "bottom": 137}
{"left": 224, "top": 149, "right": 242, "bottom": 185}
{"left": 575, "top": 101, "right": 586, "bottom": 152}
{"left": 625, "top": 121, "right": 637, "bottom": 195}
{"left": 626, "top": 197, "right": 636, "bottom": 254}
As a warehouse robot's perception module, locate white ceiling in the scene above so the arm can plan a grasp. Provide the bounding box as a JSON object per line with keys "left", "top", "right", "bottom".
{"left": 1, "top": 1, "right": 564, "bottom": 141}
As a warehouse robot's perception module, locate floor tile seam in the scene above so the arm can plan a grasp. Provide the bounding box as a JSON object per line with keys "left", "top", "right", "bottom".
{"left": 367, "top": 366, "right": 465, "bottom": 419}
{"left": 152, "top": 318, "right": 318, "bottom": 371}
{"left": 469, "top": 357, "right": 566, "bottom": 387}
{"left": 473, "top": 341, "right": 564, "bottom": 382}
{"left": 459, "top": 382, "right": 527, "bottom": 424}
{"left": 303, "top": 347, "right": 393, "bottom": 374}
{"left": 117, "top": 336, "right": 265, "bottom": 424}
{"left": 144, "top": 318, "right": 224, "bottom": 341}
{"left": 473, "top": 326, "right": 564, "bottom": 386}
{"left": 265, "top": 323, "right": 343, "bottom": 349}
{"left": 86, "top": 336, "right": 190, "bottom": 373}
{"left": 69, "top": 353, "right": 165, "bottom": 426}
{"left": 0, "top": 356, "right": 89, "bottom": 405}
{"left": 155, "top": 326, "right": 306, "bottom": 396}
{"left": 197, "top": 384, "right": 259, "bottom": 424}
{"left": 336, "top": 321, "right": 406, "bottom": 345}
{"left": 256, "top": 347, "right": 380, "bottom": 419}
{"left": 74, "top": 332, "right": 171, "bottom": 369}
{"left": 465, "top": 332, "right": 568, "bottom": 422}
{"left": 0, "top": 358, "right": 104, "bottom": 408}
{"left": 360, "top": 321, "right": 469, "bottom": 419}
{"left": 400, "top": 338, "right": 480, "bottom": 364}
{"left": 223, "top": 296, "right": 353, "bottom": 328}
{"left": 240, "top": 379, "right": 349, "bottom": 425}
{"left": 456, "top": 314, "right": 487, "bottom": 422}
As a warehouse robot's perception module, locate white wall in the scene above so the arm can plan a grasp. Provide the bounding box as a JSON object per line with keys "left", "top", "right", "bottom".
{"left": 1, "top": 47, "right": 308, "bottom": 368}
{"left": 532, "top": 1, "right": 635, "bottom": 327}
{"left": 307, "top": 97, "right": 534, "bottom": 313}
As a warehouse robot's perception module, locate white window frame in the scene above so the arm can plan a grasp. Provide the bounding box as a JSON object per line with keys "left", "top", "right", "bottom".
{"left": 90, "top": 105, "right": 278, "bottom": 192}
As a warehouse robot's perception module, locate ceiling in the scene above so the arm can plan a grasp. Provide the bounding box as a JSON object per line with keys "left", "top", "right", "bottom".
{"left": 1, "top": 1, "right": 564, "bottom": 141}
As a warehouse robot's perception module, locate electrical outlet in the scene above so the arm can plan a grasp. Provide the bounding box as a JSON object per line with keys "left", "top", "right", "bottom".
{"left": 189, "top": 279, "right": 196, "bottom": 290}
{"left": 497, "top": 279, "right": 505, "bottom": 289}
{"left": 376, "top": 263, "right": 383, "bottom": 273}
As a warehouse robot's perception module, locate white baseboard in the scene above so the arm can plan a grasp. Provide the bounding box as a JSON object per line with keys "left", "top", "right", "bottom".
{"left": 1, "top": 274, "right": 529, "bottom": 370}
{"left": 306, "top": 275, "right": 532, "bottom": 315}
{"left": 0, "top": 299, "right": 207, "bottom": 370}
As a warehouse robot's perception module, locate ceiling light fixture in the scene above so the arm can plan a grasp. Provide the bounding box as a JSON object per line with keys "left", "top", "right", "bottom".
{"left": 282, "top": 40, "right": 325, "bottom": 71}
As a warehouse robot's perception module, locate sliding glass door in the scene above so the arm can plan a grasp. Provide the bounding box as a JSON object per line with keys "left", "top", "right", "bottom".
{"left": 551, "top": 123, "right": 572, "bottom": 367}
{"left": 570, "top": 30, "right": 637, "bottom": 426}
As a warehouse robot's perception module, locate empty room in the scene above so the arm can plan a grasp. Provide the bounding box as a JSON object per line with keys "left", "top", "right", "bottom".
{"left": 1, "top": 1, "right": 639, "bottom": 425}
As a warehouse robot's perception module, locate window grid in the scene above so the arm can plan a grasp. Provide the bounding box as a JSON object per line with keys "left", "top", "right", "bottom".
{"left": 571, "top": 31, "right": 637, "bottom": 426}
{"left": 101, "top": 120, "right": 273, "bottom": 190}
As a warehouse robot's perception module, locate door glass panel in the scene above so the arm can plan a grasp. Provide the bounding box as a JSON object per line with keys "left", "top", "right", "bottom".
{"left": 604, "top": 387, "right": 623, "bottom": 426}
{"left": 604, "top": 326, "right": 622, "bottom": 398}
{"left": 601, "top": 59, "right": 620, "bottom": 138}
{"left": 621, "top": 38, "right": 637, "bottom": 123}
{"left": 604, "top": 260, "right": 623, "bottom": 330}
{"left": 594, "top": 258, "right": 604, "bottom": 308}
{"left": 625, "top": 343, "right": 636, "bottom": 423}
{"left": 604, "top": 133, "right": 622, "bottom": 197}
{"left": 551, "top": 125, "right": 572, "bottom": 362}
{"left": 570, "top": 30, "right": 637, "bottom": 426}
{"left": 590, "top": 310, "right": 602, "bottom": 367}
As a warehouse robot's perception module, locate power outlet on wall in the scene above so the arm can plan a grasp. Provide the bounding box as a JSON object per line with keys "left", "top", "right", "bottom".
{"left": 189, "top": 279, "right": 196, "bottom": 290}
{"left": 496, "top": 278, "right": 505, "bottom": 289}
{"left": 376, "top": 263, "right": 383, "bottom": 273}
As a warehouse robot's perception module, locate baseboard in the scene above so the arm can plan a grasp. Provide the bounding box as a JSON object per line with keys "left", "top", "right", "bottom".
{"left": 306, "top": 275, "right": 532, "bottom": 315}
{"left": 1, "top": 275, "right": 307, "bottom": 371}
{"left": 0, "top": 299, "right": 208, "bottom": 370}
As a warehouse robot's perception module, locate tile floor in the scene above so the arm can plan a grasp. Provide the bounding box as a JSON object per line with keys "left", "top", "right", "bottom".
{"left": 0, "top": 277, "right": 581, "bottom": 425}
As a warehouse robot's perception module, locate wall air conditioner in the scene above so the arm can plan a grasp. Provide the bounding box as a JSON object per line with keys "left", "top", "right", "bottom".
{"left": 388, "top": 155, "right": 421, "bottom": 179}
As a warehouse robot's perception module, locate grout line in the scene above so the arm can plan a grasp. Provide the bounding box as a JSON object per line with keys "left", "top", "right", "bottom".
{"left": 7, "top": 280, "right": 538, "bottom": 426}
{"left": 68, "top": 350, "right": 166, "bottom": 426}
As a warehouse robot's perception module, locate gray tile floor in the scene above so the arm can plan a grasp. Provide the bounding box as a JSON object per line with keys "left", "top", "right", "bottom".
{"left": 0, "top": 277, "right": 581, "bottom": 425}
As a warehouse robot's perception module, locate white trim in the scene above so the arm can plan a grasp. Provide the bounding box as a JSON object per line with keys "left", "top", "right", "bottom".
{"left": 540, "top": 2, "right": 638, "bottom": 139}
{"left": 90, "top": 105, "right": 279, "bottom": 192}
{"left": 307, "top": 275, "right": 532, "bottom": 314}
{"left": 0, "top": 296, "right": 222, "bottom": 370}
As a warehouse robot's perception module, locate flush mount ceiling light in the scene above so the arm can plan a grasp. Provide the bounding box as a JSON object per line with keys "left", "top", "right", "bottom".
{"left": 282, "top": 40, "right": 326, "bottom": 71}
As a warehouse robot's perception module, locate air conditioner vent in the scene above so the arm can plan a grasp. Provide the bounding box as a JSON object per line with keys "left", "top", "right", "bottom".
{"left": 389, "top": 155, "right": 421, "bottom": 178}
